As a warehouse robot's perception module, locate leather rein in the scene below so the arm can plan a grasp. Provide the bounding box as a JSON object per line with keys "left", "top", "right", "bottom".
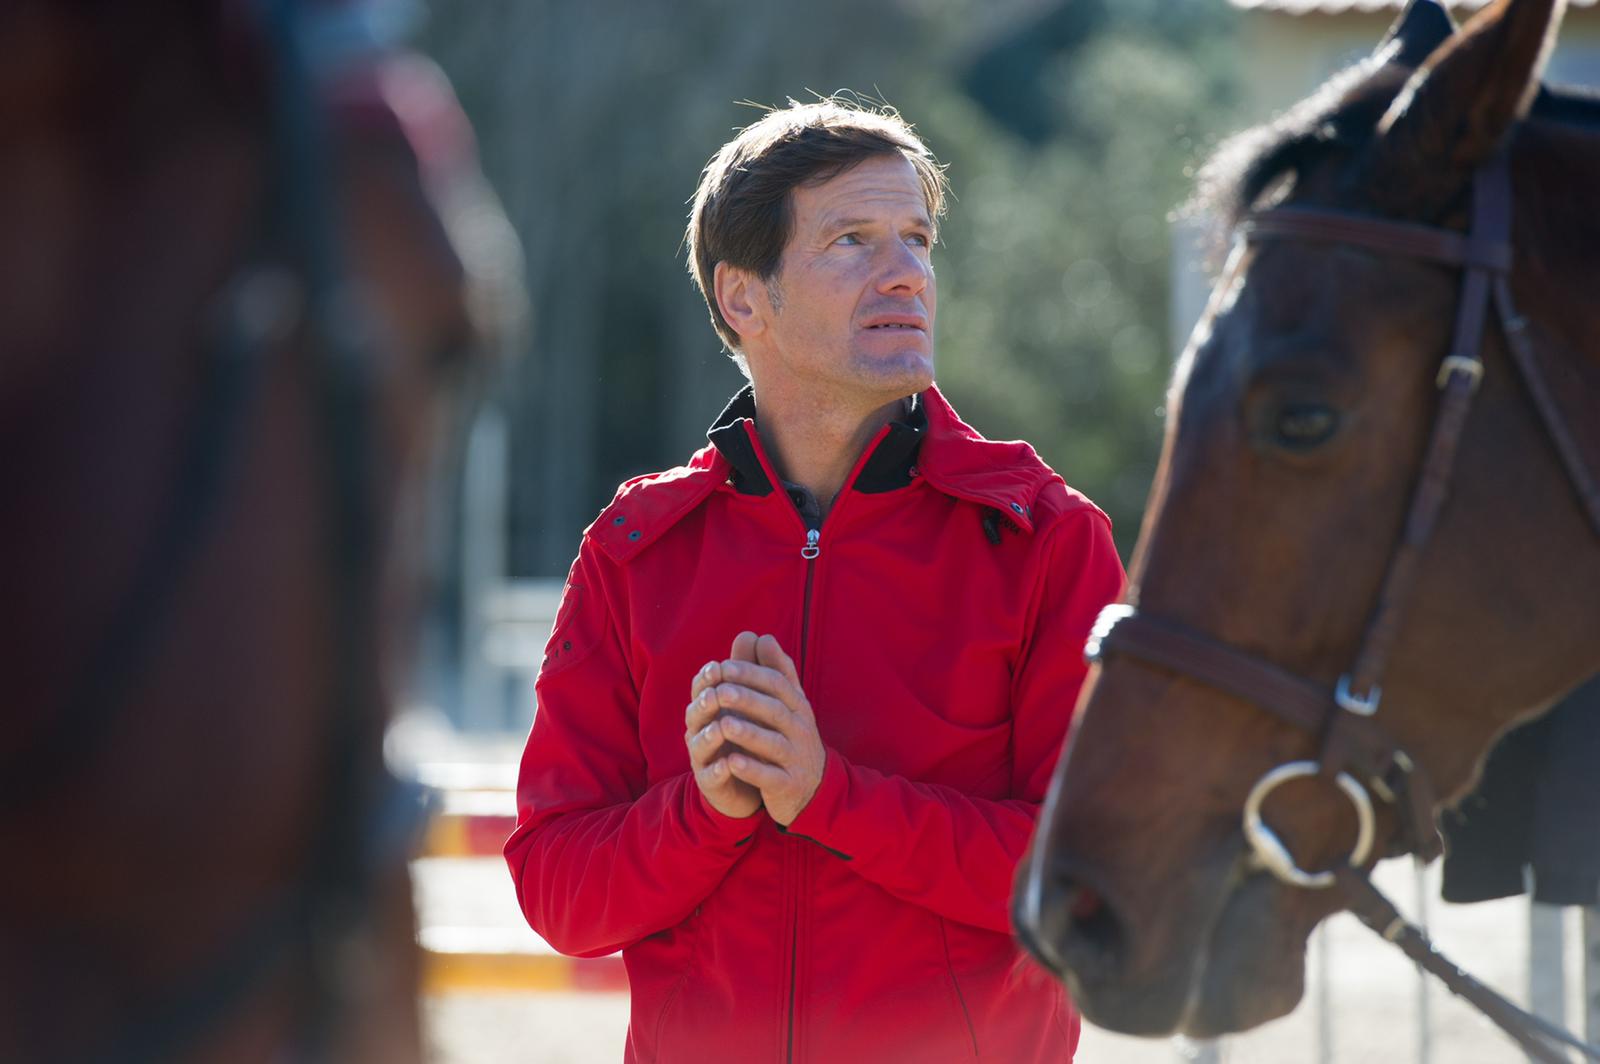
{"left": 1086, "top": 154, "right": 1600, "bottom": 1063}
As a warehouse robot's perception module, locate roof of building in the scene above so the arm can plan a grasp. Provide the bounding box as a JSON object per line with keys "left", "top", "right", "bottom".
{"left": 1231, "top": 0, "right": 1595, "bottom": 12}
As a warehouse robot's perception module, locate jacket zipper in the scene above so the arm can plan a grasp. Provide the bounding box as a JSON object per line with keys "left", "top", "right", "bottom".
{"left": 739, "top": 417, "right": 887, "bottom": 1064}
{"left": 788, "top": 525, "right": 819, "bottom": 1064}
{"left": 798, "top": 529, "right": 819, "bottom": 665}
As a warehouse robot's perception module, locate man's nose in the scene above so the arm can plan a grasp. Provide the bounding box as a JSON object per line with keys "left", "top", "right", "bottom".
{"left": 874, "top": 239, "right": 930, "bottom": 296}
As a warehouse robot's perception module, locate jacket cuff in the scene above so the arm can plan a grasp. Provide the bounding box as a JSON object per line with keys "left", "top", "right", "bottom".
{"left": 688, "top": 777, "right": 763, "bottom": 845}
{"left": 783, "top": 748, "right": 851, "bottom": 852}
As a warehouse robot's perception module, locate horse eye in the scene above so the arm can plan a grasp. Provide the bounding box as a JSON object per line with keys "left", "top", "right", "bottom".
{"left": 1275, "top": 403, "right": 1339, "bottom": 449}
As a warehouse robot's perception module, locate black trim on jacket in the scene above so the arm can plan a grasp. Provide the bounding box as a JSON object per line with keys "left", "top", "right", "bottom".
{"left": 706, "top": 386, "right": 926, "bottom": 498}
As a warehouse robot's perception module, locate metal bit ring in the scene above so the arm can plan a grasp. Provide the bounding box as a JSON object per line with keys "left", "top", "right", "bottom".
{"left": 1243, "top": 761, "right": 1376, "bottom": 890}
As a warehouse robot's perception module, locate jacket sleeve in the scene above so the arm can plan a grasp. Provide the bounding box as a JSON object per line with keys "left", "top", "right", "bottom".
{"left": 782, "top": 507, "right": 1125, "bottom": 933}
{"left": 503, "top": 540, "right": 758, "bottom": 957}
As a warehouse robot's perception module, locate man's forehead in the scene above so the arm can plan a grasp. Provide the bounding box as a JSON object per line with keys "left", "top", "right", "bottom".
{"left": 796, "top": 156, "right": 930, "bottom": 226}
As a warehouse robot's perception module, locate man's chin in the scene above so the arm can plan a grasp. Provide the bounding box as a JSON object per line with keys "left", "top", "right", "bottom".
{"left": 850, "top": 350, "right": 933, "bottom": 396}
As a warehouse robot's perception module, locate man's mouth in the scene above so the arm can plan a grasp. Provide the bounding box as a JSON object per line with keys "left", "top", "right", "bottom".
{"left": 860, "top": 307, "right": 929, "bottom": 332}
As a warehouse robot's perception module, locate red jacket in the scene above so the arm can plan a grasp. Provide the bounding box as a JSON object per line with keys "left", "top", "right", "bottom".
{"left": 506, "top": 386, "right": 1125, "bottom": 1062}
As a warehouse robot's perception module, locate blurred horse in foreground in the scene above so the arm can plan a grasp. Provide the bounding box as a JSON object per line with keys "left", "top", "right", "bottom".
{"left": 0, "top": 1, "right": 519, "bottom": 1059}
{"left": 1018, "top": 0, "right": 1598, "bottom": 1055}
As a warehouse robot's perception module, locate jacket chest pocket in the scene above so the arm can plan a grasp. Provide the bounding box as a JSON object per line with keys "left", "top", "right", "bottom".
{"left": 815, "top": 646, "right": 1014, "bottom": 787}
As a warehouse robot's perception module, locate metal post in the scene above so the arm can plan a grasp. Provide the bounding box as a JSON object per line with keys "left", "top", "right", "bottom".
{"left": 1315, "top": 919, "right": 1333, "bottom": 1064}
{"left": 1414, "top": 858, "right": 1432, "bottom": 1064}
{"left": 1172, "top": 1036, "right": 1220, "bottom": 1064}
{"left": 1585, "top": 905, "right": 1600, "bottom": 1044}
{"left": 460, "top": 406, "right": 509, "bottom": 731}
{"left": 1527, "top": 900, "right": 1567, "bottom": 1064}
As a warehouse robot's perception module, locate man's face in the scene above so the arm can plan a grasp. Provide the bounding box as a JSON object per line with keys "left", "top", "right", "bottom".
{"left": 753, "top": 154, "right": 937, "bottom": 404}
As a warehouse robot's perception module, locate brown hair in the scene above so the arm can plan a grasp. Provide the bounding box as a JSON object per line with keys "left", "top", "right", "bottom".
{"left": 686, "top": 97, "right": 948, "bottom": 352}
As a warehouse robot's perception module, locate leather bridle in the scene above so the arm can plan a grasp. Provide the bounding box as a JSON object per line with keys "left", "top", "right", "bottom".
{"left": 1085, "top": 153, "right": 1600, "bottom": 1063}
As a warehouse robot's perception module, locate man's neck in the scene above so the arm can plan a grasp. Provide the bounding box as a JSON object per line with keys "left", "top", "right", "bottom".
{"left": 751, "top": 388, "right": 911, "bottom": 520}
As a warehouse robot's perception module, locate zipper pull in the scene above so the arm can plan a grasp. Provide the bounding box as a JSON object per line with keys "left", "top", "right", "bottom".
{"left": 801, "top": 529, "right": 821, "bottom": 560}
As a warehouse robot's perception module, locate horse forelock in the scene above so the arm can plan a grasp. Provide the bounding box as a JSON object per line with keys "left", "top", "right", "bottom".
{"left": 1186, "top": 49, "right": 1600, "bottom": 275}
{"left": 1183, "top": 55, "right": 1411, "bottom": 246}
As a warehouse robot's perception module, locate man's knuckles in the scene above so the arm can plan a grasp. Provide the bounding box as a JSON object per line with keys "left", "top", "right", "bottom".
{"left": 722, "top": 716, "right": 790, "bottom": 760}
{"left": 686, "top": 719, "right": 720, "bottom": 750}
{"left": 683, "top": 685, "right": 723, "bottom": 728}
{"left": 717, "top": 659, "right": 792, "bottom": 695}
{"left": 715, "top": 667, "right": 806, "bottom": 715}
{"left": 709, "top": 682, "right": 792, "bottom": 726}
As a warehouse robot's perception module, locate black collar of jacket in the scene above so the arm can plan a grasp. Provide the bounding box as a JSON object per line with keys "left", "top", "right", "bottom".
{"left": 706, "top": 385, "right": 926, "bottom": 497}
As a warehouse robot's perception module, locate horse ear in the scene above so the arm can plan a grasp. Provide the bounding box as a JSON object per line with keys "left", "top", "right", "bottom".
{"left": 1368, "top": 0, "right": 1566, "bottom": 213}
{"left": 1376, "top": 0, "right": 1457, "bottom": 69}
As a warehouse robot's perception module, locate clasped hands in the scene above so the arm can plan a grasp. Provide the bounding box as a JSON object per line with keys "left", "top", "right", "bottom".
{"left": 684, "top": 631, "right": 825, "bottom": 825}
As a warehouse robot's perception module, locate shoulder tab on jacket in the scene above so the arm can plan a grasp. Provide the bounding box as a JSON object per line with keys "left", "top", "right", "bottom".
{"left": 1030, "top": 477, "right": 1112, "bottom": 534}
{"left": 586, "top": 444, "right": 729, "bottom": 563}
{"left": 913, "top": 384, "right": 1069, "bottom": 535}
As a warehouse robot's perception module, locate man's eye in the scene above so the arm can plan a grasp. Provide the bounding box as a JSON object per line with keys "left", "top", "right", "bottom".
{"left": 834, "top": 233, "right": 863, "bottom": 246}
{"left": 907, "top": 233, "right": 930, "bottom": 247}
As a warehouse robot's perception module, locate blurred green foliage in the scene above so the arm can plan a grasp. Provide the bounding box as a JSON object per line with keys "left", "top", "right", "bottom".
{"left": 422, "top": 0, "right": 1244, "bottom": 572}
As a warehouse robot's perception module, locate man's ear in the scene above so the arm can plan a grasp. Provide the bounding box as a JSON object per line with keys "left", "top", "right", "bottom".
{"left": 714, "top": 262, "right": 766, "bottom": 344}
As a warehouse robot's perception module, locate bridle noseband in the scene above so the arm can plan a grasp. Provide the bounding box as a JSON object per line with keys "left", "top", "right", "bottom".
{"left": 1084, "top": 153, "right": 1600, "bottom": 1063}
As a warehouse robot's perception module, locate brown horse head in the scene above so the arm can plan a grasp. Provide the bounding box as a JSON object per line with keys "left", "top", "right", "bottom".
{"left": 0, "top": 1, "right": 519, "bottom": 1060}
{"left": 1017, "top": 0, "right": 1600, "bottom": 1039}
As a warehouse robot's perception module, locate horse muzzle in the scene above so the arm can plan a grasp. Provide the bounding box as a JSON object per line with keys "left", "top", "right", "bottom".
{"left": 1014, "top": 849, "right": 1194, "bottom": 1036}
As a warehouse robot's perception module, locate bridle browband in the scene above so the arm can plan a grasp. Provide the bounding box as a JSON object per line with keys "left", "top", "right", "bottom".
{"left": 1086, "top": 153, "right": 1600, "bottom": 1063}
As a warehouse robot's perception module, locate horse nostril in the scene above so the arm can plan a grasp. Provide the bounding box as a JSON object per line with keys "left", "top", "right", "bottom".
{"left": 1038, "top": 872, "right": 1127, "bottom": 986}
{"left": 1065, "top": 882, "right": 1124, "bottom": 968}
{"left": 1017, "top": 858, "right": 1130, "bottom": 985}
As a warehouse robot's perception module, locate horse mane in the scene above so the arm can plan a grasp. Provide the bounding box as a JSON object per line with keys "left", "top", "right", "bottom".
{"left": 1184, "top": 52, "right": 1405, "bottom": 237}
{"left": 1186, "top": 50, "right": 1600, "bottom": 243}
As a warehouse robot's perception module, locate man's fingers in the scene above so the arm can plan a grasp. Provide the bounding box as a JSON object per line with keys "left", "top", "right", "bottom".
{"left": 716, "top": 660, "right": 806, "bottom": 717}
{"left": 755, "top": 634, "right": 801, "bottom": 687}
{"left": 696, "top": 757, "right": 736, "bottom": 790}
{"left": 685, "top": 717, "right": 726, "bottom": 770}
{"left": 730, "top": 630, "right": 759, "bottom": 663}
{"left": 719, "top": 716, "right": 793, "bottom": 766}
{"left": 684, "top": 685, "right": 722, "bottom": 734}
{"left": 690, "top": 660, "right": 723, "bottom": 702}
{"left": 709, "top": 682, "right": 794, "bottom": 736}
{"left": 725, "top": 753, "right": 787, "bottom": 791}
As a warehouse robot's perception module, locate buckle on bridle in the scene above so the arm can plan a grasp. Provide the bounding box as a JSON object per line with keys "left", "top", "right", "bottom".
{"left": 1243, "top": 761, "right": 1376, "bottom": 890}
{"left": 1335, "top": 674, "right": 1381, "bottom": 716}
{"left": 1436, "top": 354, "right": 1484, "bottom": 392}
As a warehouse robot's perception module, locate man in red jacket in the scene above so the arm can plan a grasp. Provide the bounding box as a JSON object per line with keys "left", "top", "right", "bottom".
{"left": 505, "top": 98, "right": 1125, "bottom": 1062}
